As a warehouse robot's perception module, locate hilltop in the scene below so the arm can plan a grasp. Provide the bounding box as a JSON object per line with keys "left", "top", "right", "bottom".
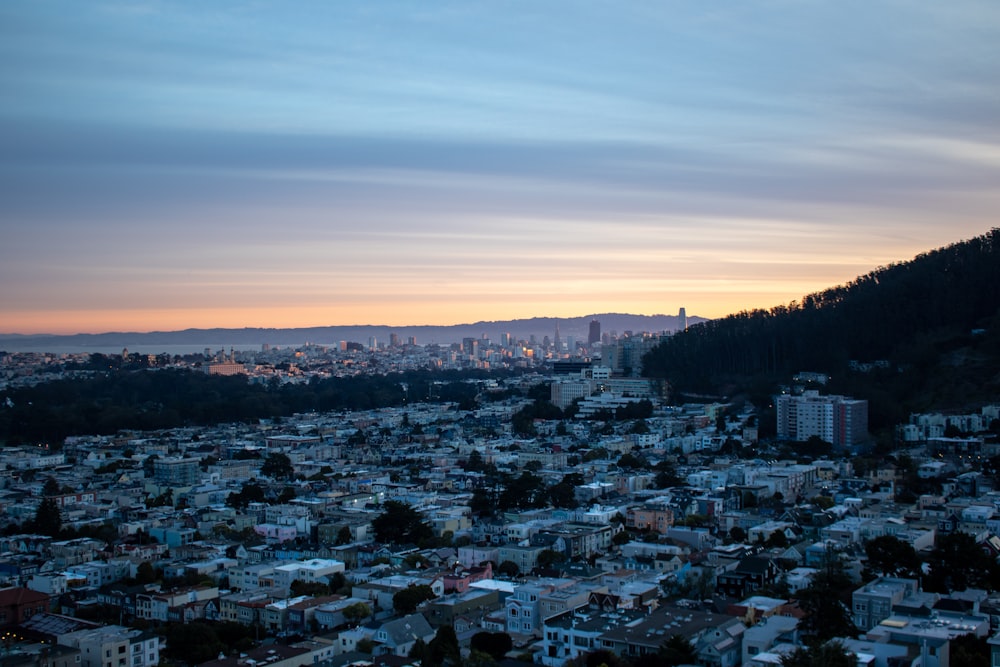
{"left": 644, "top": 228, "right": 1000, "bottom": 433}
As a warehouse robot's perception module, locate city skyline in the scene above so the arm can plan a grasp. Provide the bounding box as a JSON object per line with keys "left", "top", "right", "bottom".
{"left": 2, "top": 2, "right": 999, "bottom": 335}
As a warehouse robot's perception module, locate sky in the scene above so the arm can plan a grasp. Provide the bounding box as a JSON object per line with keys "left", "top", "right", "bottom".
{"left": 2, "top": 2, "right": 999, "bottom": 335}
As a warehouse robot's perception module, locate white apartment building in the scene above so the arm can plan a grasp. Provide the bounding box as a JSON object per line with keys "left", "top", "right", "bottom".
{"left": 775, "top": 391, "right": 868, "bottom": 448}
{"left": 59, "top": 625, "right": 159, "bottom": 667}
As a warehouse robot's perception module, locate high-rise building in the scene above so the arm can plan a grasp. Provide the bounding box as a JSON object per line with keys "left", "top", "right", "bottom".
{"left": 462, "top": 337, "right": 478, "bottom": 357}
{"left": 775, "top": 391, "right": 868, "bottom": 448}
{"left": 588, "top": 319, "right": 601, "bottom": 345}
{"left": 678, "top": 307, "right": 688, "bottom": 332}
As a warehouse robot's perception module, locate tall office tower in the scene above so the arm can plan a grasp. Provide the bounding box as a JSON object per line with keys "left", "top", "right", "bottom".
{"left": 553, "top": 323, "right": 561, "bottom": 352}
{"left": 462, "top": 337, "right": 478, "bottom": 357}
{"left": 501, "top": 332, "right": 513, "bottom": 347}
{"left": 678, "top": 307, "right": 688, "bottom": 332}
{"left": 407, "top": 336, "right": 417, "bottom": 346}
{"left": 368, "top": 336, "right": 378, "bottom": 351}
{"left": 389, "top": 333, "right": 401, "bottom": 348}
{"left": 588, "top": 319, "right": 601, "bottom": 345}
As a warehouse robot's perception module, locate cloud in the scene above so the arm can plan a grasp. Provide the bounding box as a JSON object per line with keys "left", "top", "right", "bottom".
{"left": 1, "top": 2, "right": 999, "bottom": 332}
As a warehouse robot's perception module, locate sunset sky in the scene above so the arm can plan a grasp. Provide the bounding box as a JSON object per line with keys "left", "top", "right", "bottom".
{"left": 2, "top": 2, "right": 999, "bottom": 334}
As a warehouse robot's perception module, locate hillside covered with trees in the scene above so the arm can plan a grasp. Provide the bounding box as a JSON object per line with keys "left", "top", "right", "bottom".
{"left": 643, "top": 229, "right": 1000, "bottom": 427}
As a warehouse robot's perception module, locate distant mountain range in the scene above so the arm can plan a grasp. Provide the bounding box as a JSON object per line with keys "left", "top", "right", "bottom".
{"left": 0, "top": 312, "right": 703, "bottom": 353}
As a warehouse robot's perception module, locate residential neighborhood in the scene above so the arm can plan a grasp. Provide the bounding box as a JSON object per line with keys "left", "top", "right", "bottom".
{"left": 1, "top": 340, "right": 1000, "bottom": 667}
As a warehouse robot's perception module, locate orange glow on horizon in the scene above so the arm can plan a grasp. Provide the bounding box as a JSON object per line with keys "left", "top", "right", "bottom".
{"left": 3, "top": 285, "right": 830, "bottom": 336}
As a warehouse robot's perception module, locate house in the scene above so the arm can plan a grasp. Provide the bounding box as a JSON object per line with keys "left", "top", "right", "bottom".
{"left": 742, "top": 615, "right": 799, "bottom": 665}
{"left": 58, "top": 625, "right": 159, "bottom": 667}
{"left": 371, "top": 613, "right": 435, "bottom": 657}
{"left": 695, "top": 617, "right": 746, "bottom": 667}
{"left": 599, "top": 605, "right": 736, "bottom": 662}
{"left": 716, "top": 557, "right": 781, "bottom": 598}
{"left": 852, "top": 577, "right": 919, "bottom": 631}
{"left": 424, "top": 588, "right": 499, "bottom": 628}
{"left": 442, "top": 562, "right": 493, "bottom": 594}
{"left": 0, "top": 587, "right": 49, "bottom": 628}
{"left": 198, "top": 643, "right": 317, "bottom": 667}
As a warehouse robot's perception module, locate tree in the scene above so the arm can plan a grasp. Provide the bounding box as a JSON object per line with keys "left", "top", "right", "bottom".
{"left": 42, "top": 476, "right": 60, "bottom": 497}
{"left": 924, "top": 531, "right": 997, "bottom": 592}
{"left": 290, "top": 580, "right": 331, "bottom": 597}
{"left": 629, "top": 419, "right": 650, "bottom": 434}
{"left": 135, "top": 561, "right": 158, "bottom": 585}
{"left": 372, "top": 500, "right": 433, "bottom": 545}
{"left": 335, "top": 525, "right": 353, "bottom": 545}
{"left": 548, "top": 480, "right": 579, "bottom": 509}
{"left": 766, "top": 530, "right": 789, "bottom": 548}
{"left": 162, "top": 621, "right": 225, "bottom": 665}
{"left": 342, "top": 601, "right": 372, "bottom": 626}
{"left": 464, "top": 449, "right": 486, "bottom": 472}
{"left": 498, "top": 471, "right": 546, "bottom": 510}
{"left": 863, "top": 535, "right": 921, "bottom": 580}
{"left": 148, "top": 487, "right": 173, "bottom": 507}
{"left": 780, "top": 640, "right": 855, "bottom": 667}
{"left": 653, "top": 460, "right": 682, "bottom": 489}
{"left": 328, "top": 571, "right": 347, "bottom": 594}
{"left": 949, "top": 632, "right": 989, "bottom": 667}
{"left": 261, "top": 452, "right": 294, "bottom": 480}
{"left": 536, "top": 549, "right": 566, "bottom": 570}
{"left": 565, "top": 649, "right": 630, "bottom": 667}
{"left": 660, "top": 633, "right": 698, "bottom": 667}
{"left": 813, "top": 495, "right": 835, "bottom": 510}
{"left": 277, "top": 485, "right": 296, "bottom": 503}
{"left": 425, "top": 624, "right": 460, "bottom": 667}
{"left": 33, "top": 497, "right": 62, "bottom": 537}
{"left": 226, "top": 480, "right": 265, "bottom": 510}
{"left": 617, "top": 452, "right": 649, "bottom": 470}
{"left": 470, "top": 487, "right": 495, "bottom": 517}
{"left": 469, "top": 632, "right": 513, "bottom": 660}
{"left": 392, "top": 584, "right": 437, "bottom": 614}
{"left": 796, "top": 548, "right": 858, "bottom": 642}
{"left": 497, "top": 561, "right": 520, "bottom": 578}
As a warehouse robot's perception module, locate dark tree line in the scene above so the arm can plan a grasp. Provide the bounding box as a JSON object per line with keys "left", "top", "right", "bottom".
{"left": 0, "top": 367, "right": 513, "bottom": 445}
{"left": 643, "top": 229, "right": 1000, "bottom": 418}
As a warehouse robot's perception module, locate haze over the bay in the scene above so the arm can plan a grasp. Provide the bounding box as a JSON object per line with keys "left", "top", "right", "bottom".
{"left": 2, "top": 2, "right": 999, "bottom": 335}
